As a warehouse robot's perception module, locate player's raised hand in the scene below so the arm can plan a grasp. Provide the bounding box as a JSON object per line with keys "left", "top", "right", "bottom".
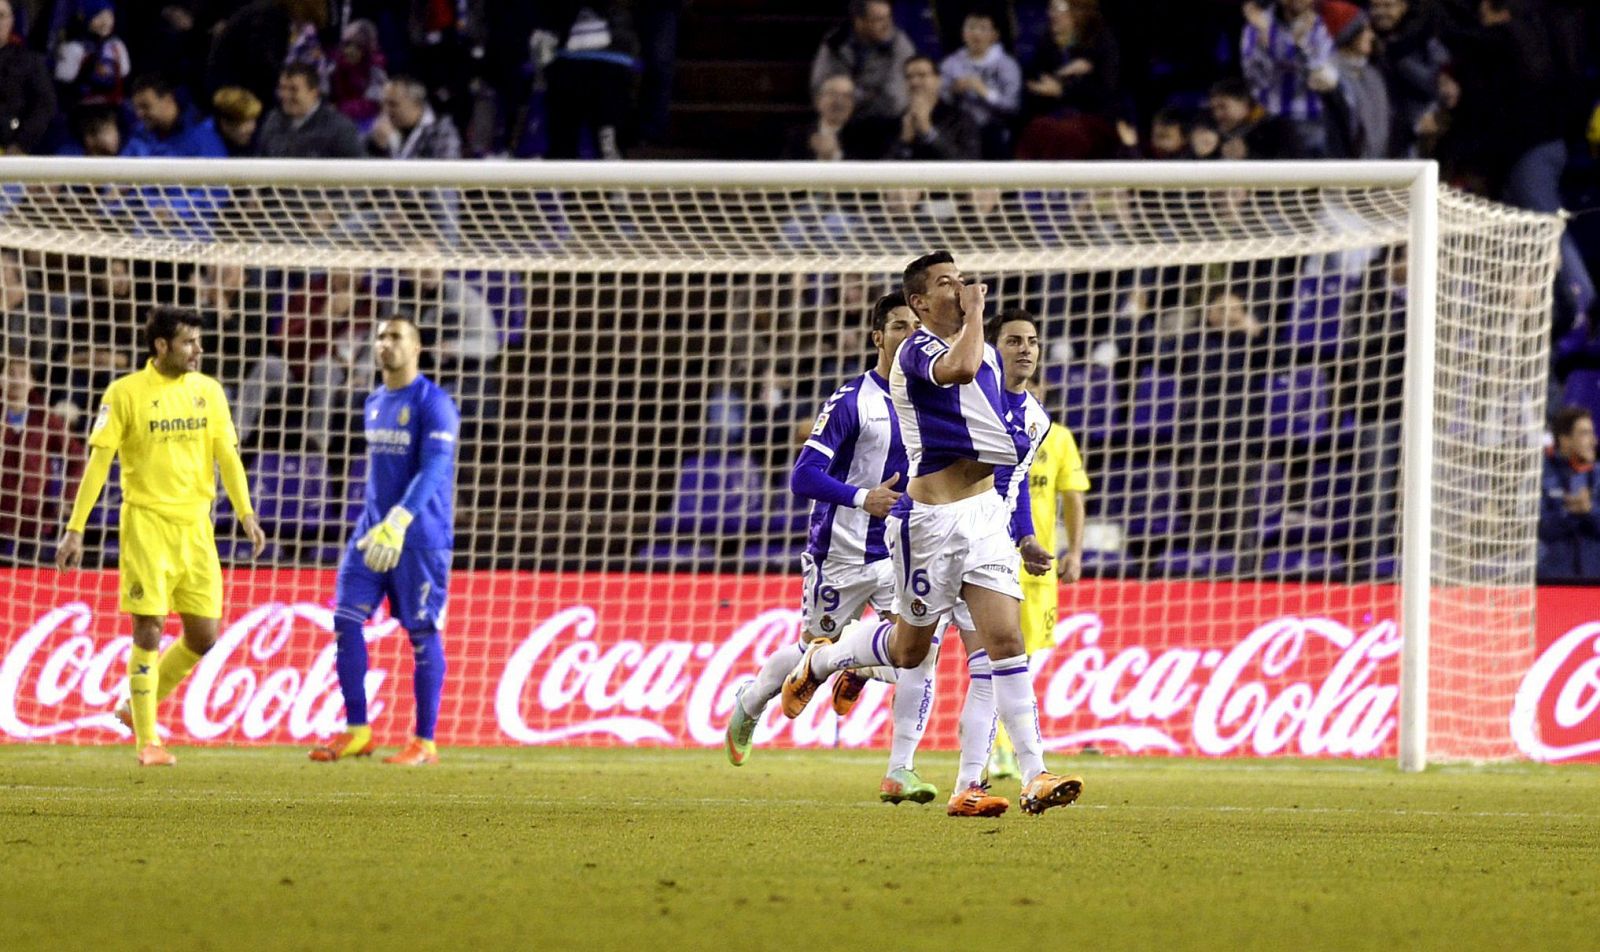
{"left": 958, "top": 280, "right": 987, "bottom": 321}
{"left": 240, "top": 513, "right": 267, "bottom": 560}
{"left": 863, "top": 473, "right": 902, "bottom": 519}
{"left": 1019, "top": 535, "right": 1051, "bottom": 576}
{"left": 55, "top": 530, "right": 84, "bottom": 572}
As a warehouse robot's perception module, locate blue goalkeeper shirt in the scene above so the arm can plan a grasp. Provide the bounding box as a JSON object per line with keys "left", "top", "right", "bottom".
{"left": 357, "top": 374, "right": 459, "bottom": 550}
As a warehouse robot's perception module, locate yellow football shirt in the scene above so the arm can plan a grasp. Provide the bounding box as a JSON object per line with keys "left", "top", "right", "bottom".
{"left": 1027, "top": 422, "right": 1090, "bottom": 558}
{"left": 88, "top": 362, "right": 240, "bottom": 521}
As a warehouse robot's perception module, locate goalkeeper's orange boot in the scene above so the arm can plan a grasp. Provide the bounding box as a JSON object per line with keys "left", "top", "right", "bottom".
{"left": 947, "top": 781, "right": 1009, "bottom": 818}
{"left": 383, "top": 738, "right": 439, "bottom": 766}
{"left": 136, "top": 743, "right": 176, "bottom": 767}
{"left": 308, "top": 730, "right": 376, "bottom": 762}
{"left": 830, "top": 670, "right": 868, "bottom": 716}
{"left": 1019, "top": 771, "right": 1083, "bottom": 815}
{"left": 780, "top": 641, "right": 827, "bottom": 719}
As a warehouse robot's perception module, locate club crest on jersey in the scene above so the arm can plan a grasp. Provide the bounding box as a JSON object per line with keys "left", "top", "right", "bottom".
{"left": 1028, "top": 422, "right": 1041, "bottom": 438}
{"left": 128, "top": 582, "right": 143, "bottom": 601}
{"left": 398, "top": 406, "right": 411, "bottom": 426}
{"left": 194, "top": 395, "right": 206, "bottom": 410}
{"left": 910, "top": 598, "right": 928, "bottom": 617}
{"left": 820, "top": 614, "right": 836, "bottom": 634}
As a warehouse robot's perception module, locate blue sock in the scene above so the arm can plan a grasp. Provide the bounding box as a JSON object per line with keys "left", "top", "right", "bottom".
{"left": 409, "top": 628, "right": 446, "bottom": 741}
{"left": 334, "top": 615, "right": 369, "bottom": 727}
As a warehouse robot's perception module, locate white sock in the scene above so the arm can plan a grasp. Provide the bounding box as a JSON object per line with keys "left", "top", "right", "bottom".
{"left": 858, "top": 665, "right": 897, "bottom": 684}
{"left": 886, "top": 634, "right": 940, "bottom": 772}
{"left": 955, "top": 650, "right": 995, "bottom": 790}
{"left": 809, "top": 618, "right": 893, "bottom": 679}
{"left": 740, "top": 641, "right": 804, "bottom": 718}
{"left": 991, "top": 653, "right": 1046, "bottom": 784}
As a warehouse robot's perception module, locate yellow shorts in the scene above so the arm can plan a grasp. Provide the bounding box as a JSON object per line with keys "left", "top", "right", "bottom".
{"left": 118, "top": 506, "right": 224, "bottom": 618}
{"left": 1020, "top": 574, "right": 1059, "bottom": 655}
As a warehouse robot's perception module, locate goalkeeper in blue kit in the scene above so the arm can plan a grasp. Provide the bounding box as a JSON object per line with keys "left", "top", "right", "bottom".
{"left": 310, "top": 318, "right": 460, "bottom": 766}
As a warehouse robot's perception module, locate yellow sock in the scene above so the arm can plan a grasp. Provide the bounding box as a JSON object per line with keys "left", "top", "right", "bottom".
{"left": 994, "top": 721, "right": 1014, "bottom": 754}
{"left": 417, "top": 738, "right": 437, "bottom": 755}
{"left": 155, "top": 640, "right": 203, "bottom": 702}
{"left": 340, "top": 724, "right": 372, "bottom": 756}
{"left": 128, "top": 646, "right": 160, "bottom": 747}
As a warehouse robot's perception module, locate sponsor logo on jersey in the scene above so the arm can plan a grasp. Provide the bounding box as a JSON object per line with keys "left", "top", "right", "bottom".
{"left": 149, "top": 417, "right": 207, "bottom": 433}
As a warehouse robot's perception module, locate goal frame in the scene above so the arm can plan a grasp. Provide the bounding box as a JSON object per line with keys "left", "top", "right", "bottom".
{"left": 0, "top": 156, "right": 1444, "bottom": 769}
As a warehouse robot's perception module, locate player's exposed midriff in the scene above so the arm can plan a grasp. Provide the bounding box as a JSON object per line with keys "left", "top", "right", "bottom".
{"left": 908, "top": 458, "right": 995, "bottom": 505}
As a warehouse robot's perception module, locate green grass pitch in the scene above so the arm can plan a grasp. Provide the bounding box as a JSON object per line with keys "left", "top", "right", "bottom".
{"left": 2, "top": 746, "right": 1597, "bottom": 951}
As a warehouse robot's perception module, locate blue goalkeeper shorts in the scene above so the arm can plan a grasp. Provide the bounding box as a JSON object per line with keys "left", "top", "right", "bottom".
{"left": 334, "top": 544, "right": 451, "bottom": 632}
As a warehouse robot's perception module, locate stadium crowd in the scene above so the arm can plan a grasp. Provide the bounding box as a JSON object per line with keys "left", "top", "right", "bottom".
{"left": 1, "top": 0, "right": 1599, "bottom": 581}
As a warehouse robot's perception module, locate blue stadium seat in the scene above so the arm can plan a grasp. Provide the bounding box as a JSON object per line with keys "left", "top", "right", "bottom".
{"left": 1094, "top": 461, "right": 1186, "bottom": 538}
{"left": 1265, "top": 367, "right": 1332, "bottom": 443}
{"left": 252, "top": 452, "right": 332, "bottom": 531}
{"left": 1292, "top": 268, "right": 1348, "bottom": 361}
{"left": 1252, "top": 459, "right": 1355, "bottom": 547}
{"left": 1159, "top": 548, "right": 1238, "bottom": 576}
{"left": 1130, "top": 366, "right": 1183, "bottom": 442}
{"left": 1259, "top": 547, "right": 1346, "bottom": 577}
{"left": 1052, "top": 363, "right": 1120, "bottom": 445}
{"left": 663, "top": 451, "right": 763, "bottom": 536}
{"left": 1562, "top": 369, "right": 1600, "bottom": 422}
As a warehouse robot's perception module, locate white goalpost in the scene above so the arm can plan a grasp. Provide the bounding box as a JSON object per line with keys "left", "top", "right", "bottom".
{"left": 0, "top": 158, "right": 1564, "bottom": 767}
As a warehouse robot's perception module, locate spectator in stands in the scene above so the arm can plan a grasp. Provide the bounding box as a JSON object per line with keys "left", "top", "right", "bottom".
{"left": 211, "top": 86, "right": 262, "bottom": 156}
{"left": 1145, "top": 107, "right": 1189, "bottom": 159}
{"left": 781, "top": 74, "right": 884, "bottom": 161}
{"left": 1188, "top": 117, "right": 1221, "bottom": 159}
{"left": 0, "top": 0, "right": 58, "bottom": 154}
{"left": 939, "top": 11, "right": 1021, "bottom": 159}
{"left": 329, "top": 18, "right": 386, "bottom": 133}
{"left": 189, "top": 263, "right": 281, "bottom": 446}
{"left": 888, "top": 55, "right": 978, "bottom": 160}
{"left": 256, "top": 62, "right": 364, "bottom": 158}
{"left": 811, "top": 0, "right": 914, "bottom": 124}
{"left": 122, "top": 73, "right": 227, "bottom": 158}
{"left": 1209, "top": 77, "right": 1294, "bottom": 160}
{"left": 1320, "top": 1, "right": 1393, "bottom": 160}
{"left": 207, "top": 0, "right": 330, "bottom": 107}
{"left": 540, "top": 2, "right": 641, "bottom": 160}
{"left": 1015, "top": 0, "right": 1122, "bottom": 160}
{"left": 1, "top": 252, "right": 51, "bottom": 364}
{"left": 1240, "top": 0, "right": 1338, "bottom": 157}
{"left": 1368, "top": 0, "right": 1449, "bottom": 157}
{"left": 53, "top": 0, "right": 130, "bottom": 110}
{"left": 49, "top": 256, "right": 136, "bottom": 423}
{"left": 368, "top": 75, "right": 461, "bottom": 159}
{"left": 57, "top": 105, "right": 120, "bottom": 156}
{"left": 1539, "top": 406, "right": 1600, "bottom": 580}
{"left": 0, "top": 357, "right": 82, "bottom": 564}
{"left": 284, "top": 269, "right": 371, "bottom": 452}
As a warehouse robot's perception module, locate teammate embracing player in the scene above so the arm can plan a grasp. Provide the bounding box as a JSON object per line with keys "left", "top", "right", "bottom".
{"left": 725, "top": 291, "right": 948, "bottom": 804}
{"left": 782, "top": 251, "right": 1083, "bottom": 816}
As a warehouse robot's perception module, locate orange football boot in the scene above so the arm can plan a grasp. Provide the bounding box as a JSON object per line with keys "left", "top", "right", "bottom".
{"left": 383, "top": 739, "right": 440, "bottom": 766}
{"left": 309, "top": 732, "right": 377, "bottom": 762}
{"left": 780, "top": 641, "right": 828, "bottom": 718}
{"left": 830, "top": 670, "right": 868, "bottom": 716}
{"left": 1019, "top": 772, "right": 1084, "bottom": 815}
{"left": 136, "top": 744, "right": 176, "bottom": 767}
{"left": 947, "top": 782, "right": 1009, "bottom": 818}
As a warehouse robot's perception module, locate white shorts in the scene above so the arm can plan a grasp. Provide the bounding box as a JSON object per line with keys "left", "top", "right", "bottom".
{"left": 799, "top": 552, "right": 896, "bottom": 642}
{"left": 889, "top": 491, "right": 1021, "bottom": 628}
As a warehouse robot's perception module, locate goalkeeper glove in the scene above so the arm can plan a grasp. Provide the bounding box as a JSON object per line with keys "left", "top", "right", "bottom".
{"left": 356, "top": 506, "right": 413, "bottom": 573}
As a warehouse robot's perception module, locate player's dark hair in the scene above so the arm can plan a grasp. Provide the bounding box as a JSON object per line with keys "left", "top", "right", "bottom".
{"left": 144, "top": 305, "right": 202, "bottom": 358}
{"left": 985, "top": 307, "right": 1038, "bottom": 345}
{"left": 1554, "top": 405, "right": 1592, "bottom": 440}
{"left": 902, "top": 250, "right": 954, "bottom": 300}
{"left": 870, "top": 291, "right": 908, "bottom": 336}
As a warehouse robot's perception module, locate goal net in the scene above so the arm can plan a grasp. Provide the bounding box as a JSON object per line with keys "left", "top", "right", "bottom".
{"left": 0, "top": 160, "right": 1563, "bottom": 765}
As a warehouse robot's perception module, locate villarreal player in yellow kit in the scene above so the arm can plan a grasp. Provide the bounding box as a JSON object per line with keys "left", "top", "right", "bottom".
{"left": 991, "top": 379, "right": 1090, "bottom": 779}
{"left": 56, "top": 307, "right": 265, "bottom": 766}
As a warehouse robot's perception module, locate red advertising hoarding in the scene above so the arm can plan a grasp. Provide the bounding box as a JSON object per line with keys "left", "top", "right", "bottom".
{"left": 1, "top": 569, "right": 1594, "bottom": 761}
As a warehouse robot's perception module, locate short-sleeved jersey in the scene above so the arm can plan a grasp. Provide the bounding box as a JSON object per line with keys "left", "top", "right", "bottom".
{"left": 891, "top": 328, "right": 1029, "bottom": 478}
{"left": 802, "top": 369, "right": 905, "bottom": 564}
{"left": 358, "top": 375, "right": 459, "bottom": 550}
{"left": 88, "top": 362, "right": 237, "bottom": 520}
{"left": 1029, "top": 422, "right": 1090, "bottom": 556}
{"left": 994, "top": 389, "right": 1050, "bottom": 514}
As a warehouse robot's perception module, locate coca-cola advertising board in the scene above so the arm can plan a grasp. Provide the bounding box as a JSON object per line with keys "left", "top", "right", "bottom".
{"left": 1, "top": 569, "right": 1595, "bottom": 761}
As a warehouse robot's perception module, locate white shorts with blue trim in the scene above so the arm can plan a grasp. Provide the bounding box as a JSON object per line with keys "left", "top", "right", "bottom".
{"left": 799, "top": 552, "right": 896, "bottom": 642}
{"left": 888, "top": 491, "right": 1021, "bottom": 628}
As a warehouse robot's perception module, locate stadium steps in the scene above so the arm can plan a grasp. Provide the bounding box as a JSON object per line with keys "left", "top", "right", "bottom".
{"left": 665, "top": 5, "right": 838, "bottom": 158}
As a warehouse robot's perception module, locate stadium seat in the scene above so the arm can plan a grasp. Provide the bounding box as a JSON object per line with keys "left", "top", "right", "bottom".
{"left": 1562, "top": 368, "right": 1600, "bottom": 422}
{"left": 252, "top": 452, "right": 332, "bottom": 532}
{"left": 1265, "top": 367, "right": 1332, "bottom": 444}
{"left": 662, "top": 451, "right": 764, "bottom": 536}
{"left": 1093, "top": 461, "right": 1186, "bottom": 538}
{"left": 1052, "top": 363, "right": 1121, "bottom": 445}
{"left": 1129, "top": 367, "right": 1184, "bottom": 442}
{"left": 1259, "top": 547, "right": 1346, "bottom": 577}
{"left": 1159, "top": 547, "right": 1238, "bottom": 576}
{"left": 1291, "top": 267, "right": 1348, "bottom": 361}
